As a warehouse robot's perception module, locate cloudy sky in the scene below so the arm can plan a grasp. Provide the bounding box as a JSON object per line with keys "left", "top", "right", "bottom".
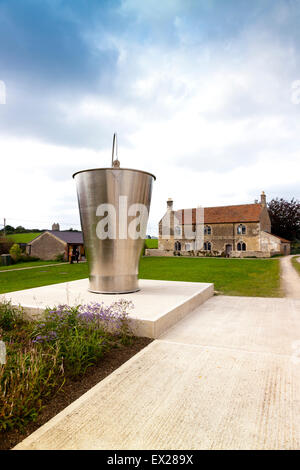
{"left": 0, "top": 0, "right": 300, "bottom": 235}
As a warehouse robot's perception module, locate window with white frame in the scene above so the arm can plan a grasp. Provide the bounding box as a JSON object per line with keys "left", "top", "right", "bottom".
{"left": 237, "top": 224, "right": 246, "bottom": 235}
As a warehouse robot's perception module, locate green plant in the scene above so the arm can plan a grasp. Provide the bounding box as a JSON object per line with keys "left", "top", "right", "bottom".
{"left": 291, "top": 240, "right": 300, "bottom": 255}
{"left": 31, "top": 301, "right": 133, "bottom": 377}
{"left": 0, "top": 298, "right": 133, "bottom": 433}
{"left": 9, "top": 243, "right": 22, "bottom": 262}
{"left": 54, "top": 327, "right": 108, "bottom": 377}
{"left": 19, "top": 255, "right": 40, "bottom": 263}
{"left": 0, "top": 300, "right": 23, "bottom": 331}
{"left": 0, "top": 346, "right": 63, "bottom": 431}
{"left": 55, "top": 253, "right": 65, "bottom": 262}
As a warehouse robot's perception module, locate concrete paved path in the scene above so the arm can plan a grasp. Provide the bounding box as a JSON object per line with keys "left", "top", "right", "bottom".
{"left": 0, "top": 261, "right": 87, "bottom": 273}
{"left": 15, "top": 295, "right": 300, "bottom": 450}
{"left": 0, "top": 262, "right": 68, "bottom": 273}
{"left": 280, "top": 255, "right": 300, "bottom": 299}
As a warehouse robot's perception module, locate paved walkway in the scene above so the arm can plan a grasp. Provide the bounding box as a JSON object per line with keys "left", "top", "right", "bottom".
{"left": 280, "top": 255, "right": 300, "bottom": 299}
{"left": 0, "top": 262, "right": 68, "bottom": 273}
{"left": 15, "top": 295, "right": 300, "bottom": 450}
{"left": 0, "top": 261, "right": 87, "bottom": 273}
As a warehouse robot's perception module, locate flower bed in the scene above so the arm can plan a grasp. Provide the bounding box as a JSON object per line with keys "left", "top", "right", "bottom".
{"left": 0, "top": 298, "right": 138, "bottom": 435}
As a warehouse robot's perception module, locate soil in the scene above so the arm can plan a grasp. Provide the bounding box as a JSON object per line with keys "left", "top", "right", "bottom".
{"left": 0, "top": 336, "right": 152, "bottom": 450}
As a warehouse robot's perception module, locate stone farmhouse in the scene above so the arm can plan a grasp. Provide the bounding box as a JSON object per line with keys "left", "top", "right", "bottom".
{"left": 147, "top": 192, "right": 290, "bottom": 258}
{"left": 27, "top": 224, "right": 85, "bottom": 261}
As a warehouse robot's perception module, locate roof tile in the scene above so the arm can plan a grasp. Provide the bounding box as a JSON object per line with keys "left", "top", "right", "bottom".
{"left": 175, "top": 203, "right": 263, "bottom": 224}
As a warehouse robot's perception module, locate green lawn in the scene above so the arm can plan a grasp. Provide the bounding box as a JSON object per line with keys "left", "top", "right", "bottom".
{"left": 291, "top": 256, "right": 300, "bottom": 276}
{"left": 0, "top": 262, "right": 89, "bottom": 294}
{"left": 144, "top": 238, "right": 158, "bottom": 249}
{"left": 6, "top": 232, "right": 41, "bottom": 243}
{"left": 139, "top": 257, "right": 282, "bottom": 297}
{"left": 0, "top": 256, "right": 281, "bottom": 297}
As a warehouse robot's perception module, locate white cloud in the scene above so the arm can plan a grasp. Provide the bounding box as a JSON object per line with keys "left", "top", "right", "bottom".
{"left": 1, "top": 1, "right": 300, "bottom": 235}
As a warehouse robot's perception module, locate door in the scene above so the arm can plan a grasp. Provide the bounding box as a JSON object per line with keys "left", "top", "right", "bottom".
{"left": 225, "top": 244, "right": 232, "bottom": 256}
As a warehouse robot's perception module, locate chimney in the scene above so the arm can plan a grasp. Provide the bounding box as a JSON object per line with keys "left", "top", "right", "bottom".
{"left": 52, "top": 223, "right": 60, "bottom": 231}
{"left": 260, "top": 191, "right": 266, "bottom": 206}
{"left": 167, "top": 198, "right": 173, "bottom": 212}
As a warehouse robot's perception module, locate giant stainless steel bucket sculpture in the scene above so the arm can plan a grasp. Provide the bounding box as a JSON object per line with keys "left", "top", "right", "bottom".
{"left": 73, "top": 134, "right": 156, "bottom": 293}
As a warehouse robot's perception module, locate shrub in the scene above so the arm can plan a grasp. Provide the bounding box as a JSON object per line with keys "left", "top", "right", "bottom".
{"left": 9, "top": 243, "right": 22, "bottom": 262}
{"left": 291, "top": 240, "right": 300, "bottom": 255}
{"left": 19, "top": 254, "right": 40, "bottom": 263}
{"left": 55, "top": 253, "right": 65, "bottom": 262}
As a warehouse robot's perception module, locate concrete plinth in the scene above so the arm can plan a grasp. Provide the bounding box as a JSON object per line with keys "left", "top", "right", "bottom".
{"left": 3, "top": 279, "right": 213, "bottom": 338}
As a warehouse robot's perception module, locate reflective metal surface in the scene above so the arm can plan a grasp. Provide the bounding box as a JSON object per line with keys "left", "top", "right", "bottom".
{"left": 73, "top": 167, "right": 155, "bottom": 293}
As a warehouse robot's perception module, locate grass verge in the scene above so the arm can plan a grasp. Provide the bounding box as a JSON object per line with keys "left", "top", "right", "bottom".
{"left": 291, "top": 256, "right": 300, "bottom": 276}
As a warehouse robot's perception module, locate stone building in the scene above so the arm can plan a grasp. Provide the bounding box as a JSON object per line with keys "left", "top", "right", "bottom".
{"left": 27, "top": 228, "right": 85, "bottom": 261}
{"left": 147, "top": 192, "right": 290, "bottom": 258}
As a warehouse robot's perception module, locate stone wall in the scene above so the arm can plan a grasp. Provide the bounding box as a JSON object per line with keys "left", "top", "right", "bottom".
{"left": 230, "top": 250, "right": 272, "bottom": 258}
{"left": 145, "top": 249, "right": 174, "bottom": 257}
{"left": 259, "top": 205, "right": 271, "bottom": 233}
{"left": 281, "top": 243, "right": 290, "bottom": 255}
{"left": 145, "top": 248, "right": 272, "bottom": 258}
{"left": 260, "top": 231, "right": 290, "bottom": 255}
{"left": 28, "top": 232, "right": 66, "bottom": 260}
{"left": 158, "top": 221, "right": 261, "bottom": 252}
{"left": 158, "top": 238, "right": 175, "bottom": 251}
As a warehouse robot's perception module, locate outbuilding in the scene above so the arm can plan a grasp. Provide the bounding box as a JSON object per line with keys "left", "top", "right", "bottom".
{"left": 27, "top": 229, "right": 85, "bottom": 262}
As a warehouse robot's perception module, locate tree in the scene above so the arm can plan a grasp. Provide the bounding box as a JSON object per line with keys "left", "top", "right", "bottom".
{"left": 268, "top": 198, "right": 300, "bottom": 241}
{"left": 3, "top": 225, "right": 14, "bottom": 234}
{"left": 0, "top": 237, "right": 14, "bottom": 255}
{"left": 9, "top": 243, "right": 22, "bottom": 262}
{"left": 15, "top": 226, "right": 26, "bottom": 233}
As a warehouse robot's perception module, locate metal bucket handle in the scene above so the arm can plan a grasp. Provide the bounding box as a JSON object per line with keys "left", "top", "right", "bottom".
{"left": 111, "top": 133, "right": 120, "bottom": 168}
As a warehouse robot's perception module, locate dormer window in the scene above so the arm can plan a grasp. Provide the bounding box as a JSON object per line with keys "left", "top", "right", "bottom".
{"left": 237, "top": 224, "right": 246, "bottom": 235}
{"left": 204, "top": 225, "right": 211, "bottom": 235}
